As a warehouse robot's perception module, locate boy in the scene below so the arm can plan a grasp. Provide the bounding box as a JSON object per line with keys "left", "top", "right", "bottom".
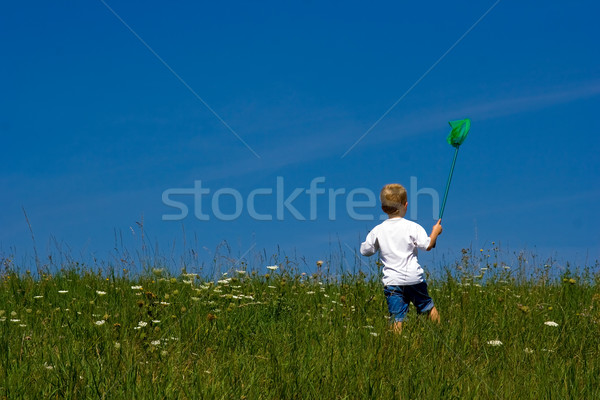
{"left": 360, "top": 183, "right": 443, "bottom": 333}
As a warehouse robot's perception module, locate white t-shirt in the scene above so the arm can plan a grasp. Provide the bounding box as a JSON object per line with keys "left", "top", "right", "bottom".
{"left": 360, "top": 217, "right": 431, "bottom": 286}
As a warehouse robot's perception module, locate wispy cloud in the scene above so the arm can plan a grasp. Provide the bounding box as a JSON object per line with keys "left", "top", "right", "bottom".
{"left": 336, "top": 79, "right": 600, "bottom": 154}
{"left": 457, "top": 80, "right": 600, "bottom": 121}
{"left": 163, "top": 78, "right": 600, "bottom": 186}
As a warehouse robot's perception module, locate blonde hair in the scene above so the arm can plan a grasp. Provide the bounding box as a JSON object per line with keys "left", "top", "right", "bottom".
{"left": 380, "top": 184, "right": 407, "bottom": 214}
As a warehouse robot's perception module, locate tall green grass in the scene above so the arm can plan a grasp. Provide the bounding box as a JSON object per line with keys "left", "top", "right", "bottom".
{"left": 1, "top": 252, "right": 599, "bottom": 399}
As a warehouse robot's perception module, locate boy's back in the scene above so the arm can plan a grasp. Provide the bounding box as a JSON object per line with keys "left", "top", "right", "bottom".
{"left": 360, "top": 217, "right": 431, "bottom": 286}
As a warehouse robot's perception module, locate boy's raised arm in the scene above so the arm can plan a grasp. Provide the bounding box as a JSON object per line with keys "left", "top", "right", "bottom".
{"left": 426, "top": 219, "right": 443, "bottom": 251}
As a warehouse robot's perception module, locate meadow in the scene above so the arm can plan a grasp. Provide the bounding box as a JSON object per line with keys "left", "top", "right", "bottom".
{"left": 1, "top": 247, "right": 599, "bottom": 399}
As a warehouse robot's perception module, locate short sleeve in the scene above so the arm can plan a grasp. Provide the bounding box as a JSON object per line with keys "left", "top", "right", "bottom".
{"left": 360, "top": 229, "right": 379, "bottom": 256}
{"left": 413, "top": 224, "right": 431, "bottom": 250}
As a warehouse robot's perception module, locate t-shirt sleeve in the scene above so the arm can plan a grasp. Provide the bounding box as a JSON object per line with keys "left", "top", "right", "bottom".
{"left": 360, "top": 229, "right": 379, "bottom": 256}
{"left": 413, "top": 224, "right": 431, "bottom": 250}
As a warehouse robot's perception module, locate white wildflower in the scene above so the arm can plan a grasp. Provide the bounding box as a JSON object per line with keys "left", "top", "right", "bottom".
{"left": 95, "top": 320, "right": 106, "bottom": 326}
{"left": 544, "top": 321, "right": 559, "bottom": 327}
{"left": 524, "top": 348, "right": 534, "bottom": 354}
{"left": 487, "top": 340, "right": 503, "bottom": 346}
{"left": 266, "top": 265, "right": 278, "bottom": 271}
{"left": 96, "top": 290, "right": 106, "bottom": 296}
{"left": 138, "top": 321, "right": 148, "bottom": 327}
{"left": 34, "top": 295, "right": 43, "bottom": 299}
{"left": 58, "top": 290, "right": 68, "bottom": 294}
{"left": 370, "top": 332, "right": 378, "bottom": 337}
{"left": 150, "top": 340, "right": 161, "bottom": 346}
{"left": 236, "top": 270, "right": 247, "bottom": 275}
{"left": 131, "top": 286, "right": 143, "bottom": 290}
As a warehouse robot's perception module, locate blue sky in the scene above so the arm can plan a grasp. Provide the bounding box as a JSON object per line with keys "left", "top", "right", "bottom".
{"left": 1, "top": 1, "right": 599, "bottom": 274}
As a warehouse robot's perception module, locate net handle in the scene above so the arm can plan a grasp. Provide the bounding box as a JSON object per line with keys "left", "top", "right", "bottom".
{"left": 438, "top": 146, "right": 460, "bottom": 220}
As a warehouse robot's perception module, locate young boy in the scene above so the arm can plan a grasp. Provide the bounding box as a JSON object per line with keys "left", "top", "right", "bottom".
{"left": 360, "top": 183, "right": 443, "bottom": 333}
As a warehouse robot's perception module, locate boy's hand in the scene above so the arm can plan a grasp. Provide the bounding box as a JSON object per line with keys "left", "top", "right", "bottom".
{"left": 427, "top": 219, "right": 442, "bottom": 251}
{"left": 432, "top": 219, "right": 443, "bottom": 236}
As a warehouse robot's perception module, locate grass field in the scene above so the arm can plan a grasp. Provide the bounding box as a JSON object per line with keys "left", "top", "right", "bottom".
{"left": 1, "top": 250, "right": 599, "bottom": 399}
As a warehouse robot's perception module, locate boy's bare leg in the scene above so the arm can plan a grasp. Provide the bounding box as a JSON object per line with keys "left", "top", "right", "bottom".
{"left": 390, "top": 321, "right": 403, "bottom": 333}
{"left": 428, "top": 306, "right": 440, "bottom": 323}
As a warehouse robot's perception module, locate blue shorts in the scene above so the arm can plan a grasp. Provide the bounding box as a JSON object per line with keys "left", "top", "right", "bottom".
{"left": 384, "top": 281, "right": 434, "bottom": 323}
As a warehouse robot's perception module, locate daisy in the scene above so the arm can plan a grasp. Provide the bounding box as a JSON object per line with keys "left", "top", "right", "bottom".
{"left": 544, "top": 321, "right": 559, "bottom": 327}
{"left": 266, "top": 265, "right": 278, "bottom": 271}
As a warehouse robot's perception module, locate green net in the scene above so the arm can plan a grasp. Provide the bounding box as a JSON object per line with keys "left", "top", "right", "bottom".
{"left": 447, "top": 118, "right": 471, "bottom": 148}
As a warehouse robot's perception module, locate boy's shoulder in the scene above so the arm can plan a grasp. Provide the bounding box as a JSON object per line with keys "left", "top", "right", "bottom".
{"left": 371, "top": 218, "right": 427, "bottom": 234}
